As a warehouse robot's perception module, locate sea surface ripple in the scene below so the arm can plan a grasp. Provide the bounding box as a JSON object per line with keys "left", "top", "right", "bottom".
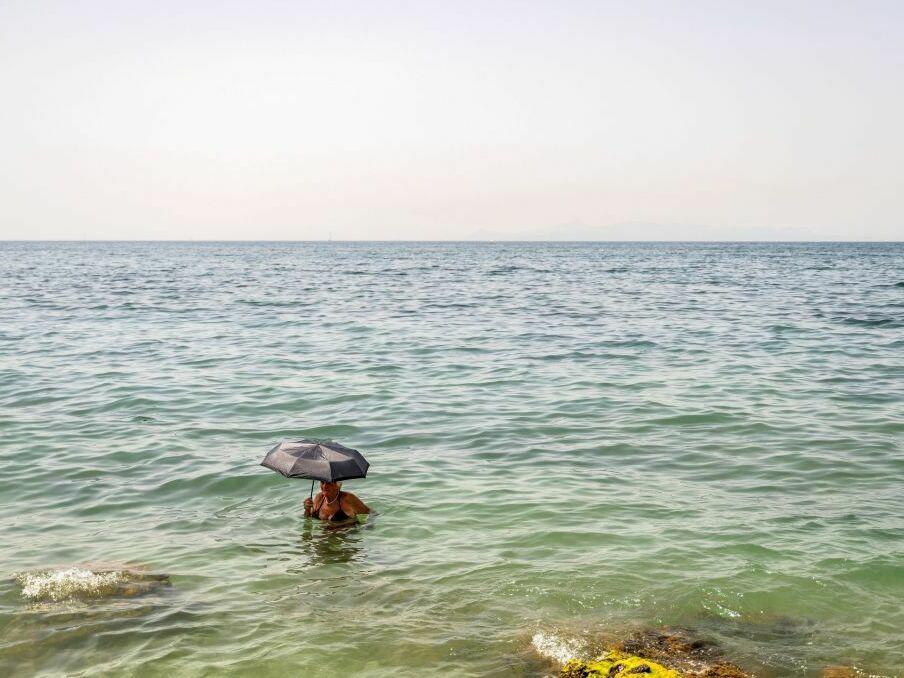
{"left": 0, "top": 242, "right": 901, "bottom": 677}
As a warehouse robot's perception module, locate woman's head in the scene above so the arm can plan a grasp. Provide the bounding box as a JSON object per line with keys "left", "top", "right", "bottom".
{"left": 320, "top": 480, "right": 342, "bottom": 498}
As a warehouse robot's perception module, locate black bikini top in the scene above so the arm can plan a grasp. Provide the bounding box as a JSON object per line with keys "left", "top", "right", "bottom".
{"left": 313, "top": 492, "right": 350, "bottom": 522}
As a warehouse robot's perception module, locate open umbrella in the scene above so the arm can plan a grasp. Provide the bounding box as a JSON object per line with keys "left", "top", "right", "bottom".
{"left": 260, "top": 439, "right": 370, "bottom": 501}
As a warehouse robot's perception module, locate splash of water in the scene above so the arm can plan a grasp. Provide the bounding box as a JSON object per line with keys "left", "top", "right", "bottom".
{"left": 14, "top": 568, "right": 127, "bottom": 602}
{"left": 531, "top": 631, "right": 587, "bottom": 665}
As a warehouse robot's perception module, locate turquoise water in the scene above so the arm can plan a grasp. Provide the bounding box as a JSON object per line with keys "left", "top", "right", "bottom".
{"left": 0, "top": 241, "right": 901, "bottom": 677}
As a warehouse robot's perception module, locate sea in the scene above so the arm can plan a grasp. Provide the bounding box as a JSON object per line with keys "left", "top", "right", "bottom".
{"left": 0, "top": 241, "right": 901, "bottom": 677}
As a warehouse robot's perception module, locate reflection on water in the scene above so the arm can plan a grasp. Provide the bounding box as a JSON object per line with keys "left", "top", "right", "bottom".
{"left": 298, "top": 514, "right": 374, "bottom": 568}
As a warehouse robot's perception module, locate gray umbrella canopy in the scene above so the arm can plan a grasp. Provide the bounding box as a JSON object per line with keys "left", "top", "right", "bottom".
{"left": 260, "top": 439, "right": 369, "bottom": 483}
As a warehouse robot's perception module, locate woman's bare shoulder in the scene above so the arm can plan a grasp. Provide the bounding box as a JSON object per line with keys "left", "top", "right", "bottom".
{"left": 342, "top": 491, "right": 370, "bottom": 512}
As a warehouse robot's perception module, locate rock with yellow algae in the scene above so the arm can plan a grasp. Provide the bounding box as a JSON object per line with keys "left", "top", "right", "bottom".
{"left": 560, "top": 651, "right": 684, "bottom": 678}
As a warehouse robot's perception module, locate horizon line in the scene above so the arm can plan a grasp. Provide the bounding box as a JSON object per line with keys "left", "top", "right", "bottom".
{"left": 1, "top": 239, "right": 902, "bottom": 244}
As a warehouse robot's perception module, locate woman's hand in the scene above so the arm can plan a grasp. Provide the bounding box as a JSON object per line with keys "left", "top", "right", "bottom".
{"left": 303, "top": 497, "right": 314, "bottom": 516}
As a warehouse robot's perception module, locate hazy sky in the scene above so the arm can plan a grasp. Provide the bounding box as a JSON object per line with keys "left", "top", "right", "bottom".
{"left": 1, "top": 1, "right": 901, "bottom": 241}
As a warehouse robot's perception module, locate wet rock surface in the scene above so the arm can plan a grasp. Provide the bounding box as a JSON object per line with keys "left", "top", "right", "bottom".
{"left": 560, "top": 651, "right": 682, "bottom": 678}
{"left": 556, "top": 627, "right": 752, "bottom": 678}
{"left": 616, "top": 627, "right": 751, "bottom": 678}
{"left": 553, "top": 626, "right": 867, "bottom": 678}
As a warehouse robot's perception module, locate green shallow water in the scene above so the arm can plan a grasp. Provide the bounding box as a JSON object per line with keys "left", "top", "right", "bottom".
{"left": 0, "top": 241, "right": 901, "bottom": 677}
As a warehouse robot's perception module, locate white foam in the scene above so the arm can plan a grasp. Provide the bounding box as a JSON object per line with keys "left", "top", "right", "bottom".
{"left": 15, "top": 568, "right": 126, "bottom": 602}
{"left": 531, "top": 631, "right": 585, "bottom": 665}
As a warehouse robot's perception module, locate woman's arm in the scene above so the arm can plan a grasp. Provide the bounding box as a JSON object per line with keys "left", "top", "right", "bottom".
{"left": 345, "top": 492, "right": 371, "bottom": 514}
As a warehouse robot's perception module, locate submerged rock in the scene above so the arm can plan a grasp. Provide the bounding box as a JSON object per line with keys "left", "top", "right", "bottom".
{"left": 13, "top": 564, "right": 170, "bottom": 602}
{"left": 820, "top": 668, "right": 859, "bottom": 678}
{"left": 547, "top": 625, "right": 870, "bottom": 678}
{"left": 619, "top": 627, "right": 720, "bottom": 663}
{"left": 616, "top": 627, "right": 750, "bottom": 678}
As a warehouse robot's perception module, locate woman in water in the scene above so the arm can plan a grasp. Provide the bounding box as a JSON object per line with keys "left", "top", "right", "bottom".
{"left": 303, "top": 480, "right": 370, "bottom": 522}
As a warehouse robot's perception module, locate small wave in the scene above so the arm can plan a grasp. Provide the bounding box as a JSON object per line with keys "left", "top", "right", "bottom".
{"left": 236, "top": 299, "right": 316, "bottom": 308}
{"left": 531, "top": 631, "right": 587, "bottom": 664}
{"left": 487, "top": 265, "right": 550, "bottom": 275}
{"left": 422, "top": 302, "right": 478, "bottom": 310}
{"left": 13, "top": 566, "right": 169, "bottom": 602}
{"left": 836, "top": 316, "right": 902, "bottom": 328}
{"left": 648, "top": 412, "right": 735, "bottom": 426}
{"left": 15, "top": 568, "right": 126, "bottom": 602}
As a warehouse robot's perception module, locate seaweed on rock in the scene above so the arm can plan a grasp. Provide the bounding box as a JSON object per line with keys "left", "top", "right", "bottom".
{"left": 557, "top": 627, "right": 752, "bottom": 678}
{"left": 561, "top": 651, "right": 683, "bottom": 677}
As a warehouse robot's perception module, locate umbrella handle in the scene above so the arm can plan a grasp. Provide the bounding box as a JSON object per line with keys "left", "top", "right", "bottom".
{"left": 310, "top": 480, "right": 315, "bottom": 503}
